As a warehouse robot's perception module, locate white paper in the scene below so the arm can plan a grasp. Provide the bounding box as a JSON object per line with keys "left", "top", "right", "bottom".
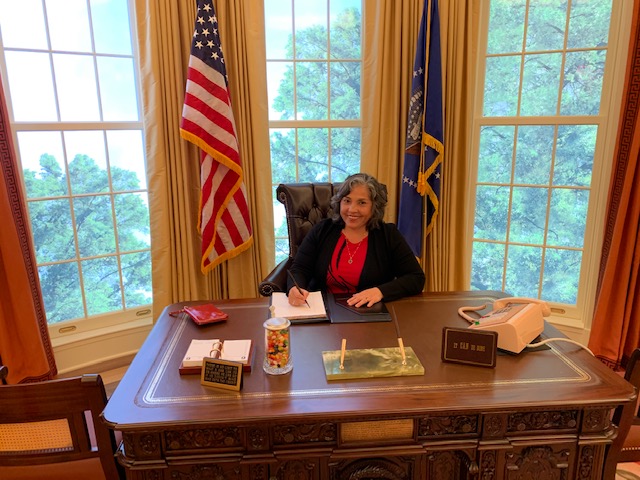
{"left": 182, "top": 338, "right": 252, "bottom": 367}
{"left": 270, "top": 291, "right": 327, "bottom": 320}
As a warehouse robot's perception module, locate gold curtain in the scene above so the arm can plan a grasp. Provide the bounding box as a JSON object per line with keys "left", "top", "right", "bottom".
{"left": 588, "top": 0, "right": 640, "bottom": 369}
{"left": 0, "top": 80, "right": 56, "bottom": 384}
{"left": 361, "top": 0, "right": 476, "bottom": 291}
{"left": 134, "top": 0, "right": 272, "bottom": 314}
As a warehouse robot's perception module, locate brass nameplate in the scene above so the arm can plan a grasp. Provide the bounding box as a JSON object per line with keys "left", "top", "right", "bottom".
{"left": 442, "top": 327, "right": 498, "bottom": 368}
{"left": 341, "top": 419, "right": 414, "bottom": 443}
{"left": 200, "top": 357, "right": 243, "bottom": 391}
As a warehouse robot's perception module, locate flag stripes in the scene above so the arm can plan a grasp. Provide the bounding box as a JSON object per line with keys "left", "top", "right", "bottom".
{"left": 180, "top": 0, "right": 252, "bottom": 273}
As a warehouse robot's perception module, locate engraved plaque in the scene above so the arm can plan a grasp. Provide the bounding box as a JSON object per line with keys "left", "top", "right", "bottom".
{"left": 341, "top": 419, "right": 414, "bottom": 442}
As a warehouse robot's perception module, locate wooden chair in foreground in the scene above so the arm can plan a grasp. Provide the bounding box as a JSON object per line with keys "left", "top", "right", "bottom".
{"left": 0, "top": 372, "right": 123, "bottom": 480}
{"left": 603, "top": 348, "right": 640, "bottom": 480}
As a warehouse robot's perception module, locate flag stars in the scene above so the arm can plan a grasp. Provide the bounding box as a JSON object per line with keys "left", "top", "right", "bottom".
{"left": 197, "top": 16, "right": 205, "bottom": 25}
{"left": 202, "top": 28, "right": 210, "bottom": 36}
{"left": 195, "top": 40, "right": 204, "bottom": 49}
{"left": 202, "top": 3, "right": 212, "bottom": 12}
{"left": 403, "top": 176, "right": 418, "bottom": 189}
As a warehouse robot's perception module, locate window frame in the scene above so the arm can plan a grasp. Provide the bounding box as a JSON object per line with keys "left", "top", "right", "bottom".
{"left": 0, "top": 0, "right": 152, "bottom": 341}
{"left": 466, "top": 0, "right": 634, "bottom": 334}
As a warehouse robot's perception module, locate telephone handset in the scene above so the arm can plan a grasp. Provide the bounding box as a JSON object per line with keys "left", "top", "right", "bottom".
{"left": 458, "top": 297, "right": 549, "bottom": 354}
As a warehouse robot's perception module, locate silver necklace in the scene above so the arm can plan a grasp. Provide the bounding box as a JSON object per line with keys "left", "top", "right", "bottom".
{"left": 345, "top": 237, "right": 364, "bottom": 264}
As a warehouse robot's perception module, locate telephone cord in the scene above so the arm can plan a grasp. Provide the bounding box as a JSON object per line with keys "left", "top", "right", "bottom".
{"left": 526, "top": 337, "right": 594, "bottom": 356}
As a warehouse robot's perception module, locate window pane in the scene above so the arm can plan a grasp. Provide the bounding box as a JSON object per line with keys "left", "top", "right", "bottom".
{"left": 82, "top": 256, "right": 123, "bottom": 315}
{"left": 269, "top": 128, "right": 297, "bottom": 183}
{"left": 510, "top": 187, "right": 547, "bottom": 244}
{"left": 121, "top": 251, "right": 152, "bottom": 307}
{"left": 505, "top": 245, "right": 542, "bottom": 297}
{"left": 97, "top": 56, "right": 139, "bottom": 121}
{"left": 46, "top": 0, "right": 92, "bottom": 53}
{"left": 5, "top": 52, "right": 57, "bottom": 121}
{"left": 477, "top": 126, "right": 514, "bottom": 184}
{"left": 514, "top": 126, "right": 554, "bottom": 185}
{"left": 39, "top": 262, "right": 84, "bottom": 324}
{"left": 296, "top": 61, "right": 328, "bottom": 119}
{"left": 298, "top": 128, "right": 329, "bottom": 181}
{"left": 554, "top": 125, "right": 596, "bottom": 187}
{"left": 486, "top": 0, "right": 525, "bottom": 54}
{"left": 548, "top": 188, "right": 589, "bottom": 248}
{"left": 107, "top": 130, "right": 147, "bottom": 190}
{"left": 474, "top": 185, "right": 509, "bottom": 241}
{"left": 294, "top": 0, "right": 327, "bottom": 59}
{"left": 483, "top": 56, "right": 520, "bottom": 117}
{"left": 520, "top": 53, "right": 561, "bottom": 116}
{"left": 91, "top": 0, "right": 133, "bottom": 55}
{"left": 17, "top": 132, "right": 67, "bottom": 198}
{"left": 330, "top": 0, "right": 361, "bottom": 58}
{"left": 567, "top": 0, "right": 612, "bottom": 49}
{"left": 0, "top": 0, "right": 48, "bottom": 49}
{"left": 267, "top": 62, "right": 292, "bottom": 120}
{"left": 331, "top": 128, "right": 360, "bottom": 181}
{"left": 52, "top": 53, "right": 101, "bottom": 121}
{"left": 330, "top": 61, "right": 360, "bottom": 119}
{"left": 74, "top": 195, "right": 117, "bottom": 256}
{"left": 542, "top": 248, "right": 581, "bottom": 304}
{"left": 561, "top": 50, "right": 606, "bottom": 116}
{"left": 29, "top": 199, "right": 75, "bottom": 263}
{"left": 525, "top": 1, "right": 566, "bottom": 51}
{"left": 114, "top": 193, "right": 151, "bottom": 251}
{"left": 265, "top": 0, "right": 293, "bottom": 59}
{"left": 471, "top": 242, "right": 505, "bottom": 291}
{"left": 65, "top": 131, "right": 109, "bottom": 194}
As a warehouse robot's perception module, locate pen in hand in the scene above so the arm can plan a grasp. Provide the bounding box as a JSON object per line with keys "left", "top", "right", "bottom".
{"left": 287, "top": 270, "right": 311, "bottom": 308}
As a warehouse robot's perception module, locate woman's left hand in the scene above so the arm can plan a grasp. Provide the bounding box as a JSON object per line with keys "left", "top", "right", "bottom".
{"left": 347, "top": 287, "right": 383, "bottom": 307}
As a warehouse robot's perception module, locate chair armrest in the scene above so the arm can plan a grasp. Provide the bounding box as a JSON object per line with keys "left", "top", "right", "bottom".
{"left": 259, "top": 258, "right": 293, "bottom": 296}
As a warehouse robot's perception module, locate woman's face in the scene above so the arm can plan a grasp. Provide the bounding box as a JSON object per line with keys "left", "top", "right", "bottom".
{"left": 340, "top": 184, "right": 373, "bottom": 231}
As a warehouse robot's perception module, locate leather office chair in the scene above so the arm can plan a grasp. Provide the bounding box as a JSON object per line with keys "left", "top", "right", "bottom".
{"left": 0, "top": 372, "right": 124, "bottom": 480}
{"left": 603, "top": 348, "right": 640, "bottom": 480}
{"left": 259, "top": 182, "right": 339, "bottom": 296}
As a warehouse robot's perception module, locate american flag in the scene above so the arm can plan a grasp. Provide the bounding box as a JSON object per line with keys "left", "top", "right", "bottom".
{"left": 180, "top": 0, "right": 252, "bottom": 273}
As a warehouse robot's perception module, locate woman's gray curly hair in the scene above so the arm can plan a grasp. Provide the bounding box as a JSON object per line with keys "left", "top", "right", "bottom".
{"left": 330, "top": 173, "right": 387, "bottom": 230}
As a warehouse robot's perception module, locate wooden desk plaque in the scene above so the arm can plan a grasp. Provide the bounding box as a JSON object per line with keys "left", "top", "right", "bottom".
{"left": 441, "top": 326, "right": 498, "bottom": 368}
{"left": 200, "top": 357, "right": 243, "bottom": 391}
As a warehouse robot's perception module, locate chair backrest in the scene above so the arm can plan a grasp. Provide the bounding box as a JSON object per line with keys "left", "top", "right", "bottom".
{"left": 276, "top": 182, "right": 339, "bottom": 259}
{"left": 0, "top": 373, "right": 123, "bottom": 480}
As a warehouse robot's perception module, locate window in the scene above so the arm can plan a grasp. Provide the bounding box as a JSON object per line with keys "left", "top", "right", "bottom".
{"left": 0, "top": 0, "right": 151, "bottom": 333}
{"left": 264, "top": 0, "right": 362, "bottom": 265}
{"left": 470, "top": 0, "right": 628, "bottom": 326}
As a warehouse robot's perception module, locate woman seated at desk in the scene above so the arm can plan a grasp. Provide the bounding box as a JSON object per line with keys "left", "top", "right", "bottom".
{"left": 287, "top": 173, "right": 425, "bottom": 308}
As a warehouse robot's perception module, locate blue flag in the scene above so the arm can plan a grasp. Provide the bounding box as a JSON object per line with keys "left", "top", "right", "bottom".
{"left": 397, "top": 0, "right": 444, "bottom": 257}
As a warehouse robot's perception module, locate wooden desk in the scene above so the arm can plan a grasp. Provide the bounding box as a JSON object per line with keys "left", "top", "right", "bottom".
{"left": 102, "top": 291, "right": 635, "bottom": 480}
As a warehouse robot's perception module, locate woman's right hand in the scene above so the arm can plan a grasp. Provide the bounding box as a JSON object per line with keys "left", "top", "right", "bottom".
{"left": 288, "top": 286, "right": 309, "bottom": 306}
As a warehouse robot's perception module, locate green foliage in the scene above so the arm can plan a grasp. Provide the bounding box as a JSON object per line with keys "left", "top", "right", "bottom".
{"left": 270, "top": 7, "right": 361, "bottom": 184}
{"left": 473, "top": 0, "right": 612, "bottom": 304}
{"left": 24, "top": 154, "right": 151, "bottom": 324}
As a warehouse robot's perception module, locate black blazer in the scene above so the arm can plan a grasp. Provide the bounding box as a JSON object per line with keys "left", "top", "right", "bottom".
{"left": 289, "top": 218, "right": 425, "bottom": 302}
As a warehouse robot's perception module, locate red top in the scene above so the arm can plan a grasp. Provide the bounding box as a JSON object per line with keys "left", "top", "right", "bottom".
{"left": 326, "top": 234, "right": 369, "bottom": 294}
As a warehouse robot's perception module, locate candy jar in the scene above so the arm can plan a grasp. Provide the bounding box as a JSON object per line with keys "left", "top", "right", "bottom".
{"left": 263, "top": 317, "right": 293, "bottom": 375}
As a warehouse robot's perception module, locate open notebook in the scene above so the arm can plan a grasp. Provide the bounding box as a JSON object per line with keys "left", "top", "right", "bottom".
{"left": 269, "top": 291, "right": 329, "bottom": 323}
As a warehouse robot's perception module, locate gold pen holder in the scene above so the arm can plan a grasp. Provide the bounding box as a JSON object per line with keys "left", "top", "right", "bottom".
{"left": 263, "top": 317, "right": 293, "bottom": 375}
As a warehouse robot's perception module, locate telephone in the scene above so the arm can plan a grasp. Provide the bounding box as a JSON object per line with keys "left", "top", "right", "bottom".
{"left": 458, "top": 298, "right": 550, "bottom": 354}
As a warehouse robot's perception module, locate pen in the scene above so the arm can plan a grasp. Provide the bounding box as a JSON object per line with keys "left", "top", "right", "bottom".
{"left": 287, "top": 270, "right": 311, "bottom": 308}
